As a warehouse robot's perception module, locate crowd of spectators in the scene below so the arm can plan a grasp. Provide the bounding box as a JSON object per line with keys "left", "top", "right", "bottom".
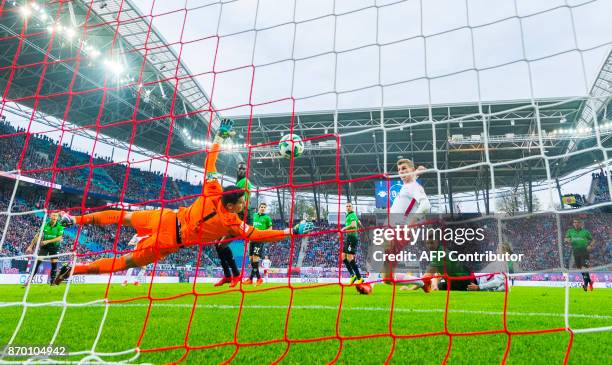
{"left": 1, "top": 121, "right": 201, "bottom": 208}
{"left": 503, "top": 215, "right": 560, "bottom": 271}
{"left": 503, "top": 213, "right": 611, "bottom": 271}
{"left": 591, "top": 170, "right": 611, "bottom": 204}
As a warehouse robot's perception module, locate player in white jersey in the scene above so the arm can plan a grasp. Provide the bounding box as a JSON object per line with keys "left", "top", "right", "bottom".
{"left": 122, "top": 265, "right": 148, "bottom": 286}
{"left": 260, "top": 255, "right": 272, "bottom": 283}
{"left": 467, "top": 274, "right": 506, "bottom": 292}
{"left": 371, "top": 159, "right": 432, "bottom": 292}
{"left": 389, "top": 159, "right": 431, "bottom": 225}
{"left": 261, "top": 255, "right": 272, "bottom": 283}
{"left": 467, "top": 244, "right": 512, "bottom": 292}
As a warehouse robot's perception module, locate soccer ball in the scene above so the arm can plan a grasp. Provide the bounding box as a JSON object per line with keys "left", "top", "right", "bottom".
{"left": 278, "top": 134, "right": 304, "bottom": 159}
{"left": 356, "top": 282, "right": 373, "bottom": 295}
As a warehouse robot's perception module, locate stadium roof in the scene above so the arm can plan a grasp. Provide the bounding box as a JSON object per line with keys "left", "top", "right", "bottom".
{"left": 1, "top": 2, "right": 610, "bottom": 200}
{"left": 230, "top": 95, "right": 611, "bottom": 199}
{"left": 0, "top": 0, "right": 225, "bottom": 168}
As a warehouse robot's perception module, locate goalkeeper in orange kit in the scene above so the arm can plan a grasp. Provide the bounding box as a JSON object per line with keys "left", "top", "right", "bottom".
{"left": 54, "top": 119, "right": 314, "bottom": 284}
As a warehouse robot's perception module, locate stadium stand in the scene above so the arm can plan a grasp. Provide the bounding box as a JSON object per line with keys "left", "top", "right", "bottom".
{"left": 590, "top": 170, "right": 611, "bottom": 204}
{"left": 1, "top": 120, "right": 201, "bottom": 207}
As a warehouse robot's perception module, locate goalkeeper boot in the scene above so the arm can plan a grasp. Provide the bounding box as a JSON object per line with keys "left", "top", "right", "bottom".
{"left": 256, "top": 278, "right": 264, "bottom": 286}
{"left": 214, "top": 277, "right": 232, "bottom": 287}
{"left": 354, "top": 278, "right": 364, "bottom": 285}
{"left": 229, "top": 275, "right": 242, "bottom": 288}
{"left": 349, "top": 275, "right": 357, "bottom": 285}
{"left": 243, "top": 278, "right": 253, "bottom": 285}
{"left": 53, "top": 265, "right": 72, "bottom": 285}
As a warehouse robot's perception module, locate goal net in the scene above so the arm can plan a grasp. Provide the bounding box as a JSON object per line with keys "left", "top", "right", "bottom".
{"left": 0, "top": 0, "right": 611, "bottom": 363}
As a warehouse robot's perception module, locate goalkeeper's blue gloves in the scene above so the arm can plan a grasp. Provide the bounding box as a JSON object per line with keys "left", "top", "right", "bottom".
{"left": 213, "top": 118, "right": 235, "bottom": 144}
{"left": 292, "top": 221, "right": 315, "bottom": 235}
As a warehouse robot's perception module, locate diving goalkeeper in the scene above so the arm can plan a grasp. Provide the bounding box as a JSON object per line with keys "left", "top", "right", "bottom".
{"left": 53, "top": 120, "right": 314, "bottom": 284}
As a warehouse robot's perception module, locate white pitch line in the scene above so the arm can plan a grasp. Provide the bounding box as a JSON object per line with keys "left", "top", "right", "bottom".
{"left": 2, "top": 302, "right": 609, "bottom": 320}
{"left": 571, "top": 325, "right": 612, "bottom": 334}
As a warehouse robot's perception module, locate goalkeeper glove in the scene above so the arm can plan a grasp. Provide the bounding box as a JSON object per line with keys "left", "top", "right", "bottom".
{"left": 292, "top": 221, "right": 315, "bottom": 235}
{"left": 213, "top": 118, "right": 235, "bottom": 144}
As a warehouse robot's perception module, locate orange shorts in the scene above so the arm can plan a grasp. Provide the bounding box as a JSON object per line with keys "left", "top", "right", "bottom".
{"left": 130, "top": 209, "right": 179, "bottom": 266}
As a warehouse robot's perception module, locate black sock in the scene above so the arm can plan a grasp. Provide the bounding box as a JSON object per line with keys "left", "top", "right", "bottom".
{"left": 582, "top": 272, "right": 591, "bottom": 285}
{"left": 254, "top": 261, "right": 261, "bottom": 279}
{"left": 219, "top": 247, "right": 240, "bottom": 277}
{"left": 221, "top": 261, "right": 231, "bottom": 278}
{"left": 216, "top": 245, "right": 231, "bottom": 278}
{"left": 250, "top": 261, "right": 256, "bottom": 280}
{"left": 32, "top": 260, "right": 42, "bottom": 276}
{"left": 50, "top": 261, "right": 58, "bottom": 283}
{"left": 343, "top": 258, "right": 354, "bottom": 276}
{"left": 228, "top": 258, "right": 240, "bottom": 277}
{"left": 350, "top": 260, "right": 361, "bottom": 280}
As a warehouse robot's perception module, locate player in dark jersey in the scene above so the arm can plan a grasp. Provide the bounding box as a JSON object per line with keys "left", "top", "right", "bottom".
{"left": 244, "top": 202, "right": 273, "bottom": 286}
{"left": 424, "top": 232, "right": 474, "bottom": 291}
{"left": 214, "top": 161, "right": 253, "bottom": 288}
{"left": 24, "top": 212, "right": 64, "bottom": 286}
{"left": 341, "top": 202, "right": 363, "bottom": 285}
{"left": 564, "top": 218, "right": 595, "bottom": 291}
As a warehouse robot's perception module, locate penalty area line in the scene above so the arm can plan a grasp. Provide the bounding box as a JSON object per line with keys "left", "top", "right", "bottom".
{"left": 6, "top": 302, "right": 608, "bottom": 320}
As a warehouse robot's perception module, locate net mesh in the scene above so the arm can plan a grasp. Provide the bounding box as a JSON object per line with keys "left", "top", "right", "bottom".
{"left": 0, "top": 0, "right": 611, "bottom": 363}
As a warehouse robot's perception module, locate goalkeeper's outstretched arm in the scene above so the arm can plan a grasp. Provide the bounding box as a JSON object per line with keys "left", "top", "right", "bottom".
{"left": 228, "top": 220, "right": 315, "bottom": 243}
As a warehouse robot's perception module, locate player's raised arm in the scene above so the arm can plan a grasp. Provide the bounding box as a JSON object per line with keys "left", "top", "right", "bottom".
{"left": 415, "top": 165, "right": 427, "bottom": 176}
{"left": 202, "top": 118, "right": 236, "bottom": 197}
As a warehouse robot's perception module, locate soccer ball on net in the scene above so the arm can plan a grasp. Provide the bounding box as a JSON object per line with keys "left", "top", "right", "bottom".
{"left": 278, "top": 134, "right": 304, "bottom": 159}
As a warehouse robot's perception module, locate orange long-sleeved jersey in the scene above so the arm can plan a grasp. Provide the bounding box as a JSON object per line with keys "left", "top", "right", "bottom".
{"left": 177, "top": 143, "right": 289, "bottom": 246}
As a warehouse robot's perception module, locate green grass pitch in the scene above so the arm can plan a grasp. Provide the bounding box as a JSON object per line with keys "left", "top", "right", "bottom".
{"left": 1, "top": 283, "right": 610, "bottom": 364}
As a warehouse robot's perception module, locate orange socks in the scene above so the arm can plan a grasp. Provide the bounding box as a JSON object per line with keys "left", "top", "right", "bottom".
{"left": 75, "top": 210, "right": 124, "bottom": 226}
{"left": 74, "top": 256, "right": 127, "bottom": 275}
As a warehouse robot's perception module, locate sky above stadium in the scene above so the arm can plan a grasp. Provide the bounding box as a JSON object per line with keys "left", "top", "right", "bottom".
{"left": 124, "top": 0, "right": 610, "bottom": 210}
{"left": 129, "top": 0, "right": 611, "bottom": 115}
